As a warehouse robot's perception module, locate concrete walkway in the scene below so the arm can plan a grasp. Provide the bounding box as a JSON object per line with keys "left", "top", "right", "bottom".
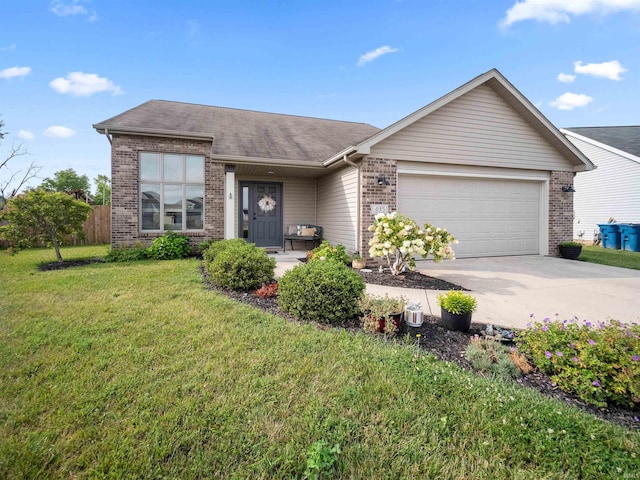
{"left": 270, "top": 252, "right": 640, "bottom": 330}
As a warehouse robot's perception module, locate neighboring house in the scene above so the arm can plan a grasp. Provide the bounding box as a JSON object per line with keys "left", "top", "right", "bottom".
{"left": 561, "top": 127, "right": 640, "bottom": 242}
{"left": 94, "top": 69, "right": 593, "bottom": 258}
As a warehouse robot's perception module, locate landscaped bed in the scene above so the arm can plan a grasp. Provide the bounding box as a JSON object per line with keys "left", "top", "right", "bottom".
{"left": 1, "top": 245, "right": 638, "bottom": 479}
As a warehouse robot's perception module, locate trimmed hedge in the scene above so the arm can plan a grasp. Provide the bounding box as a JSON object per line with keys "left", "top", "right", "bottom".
{"left": 278, "top": 260, "right": 365, "bottom": 324}
{"left": 204, "top": 239, "right": 275, "bottom": 291}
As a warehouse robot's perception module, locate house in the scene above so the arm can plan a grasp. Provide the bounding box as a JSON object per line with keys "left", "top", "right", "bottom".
{"left": 561, "top": 127, "right": 640, "bottom": 242}
{"left": 93, "top": 69, "right": 594, "bottom": 258}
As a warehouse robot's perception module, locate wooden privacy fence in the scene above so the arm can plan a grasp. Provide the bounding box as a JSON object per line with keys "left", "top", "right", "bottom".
{"left": 0, "top": 205, "right": 111, "bottom": 248}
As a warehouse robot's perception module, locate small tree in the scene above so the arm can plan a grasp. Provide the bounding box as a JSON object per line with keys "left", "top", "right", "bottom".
{"left": 0, "top": 189, "right": 92, "bottom": 263}
{"left": 367, "top": 212, "right": 457, "bottom": 275}
{"left": 40, "top": 168, "right": 90, "bottom": 194}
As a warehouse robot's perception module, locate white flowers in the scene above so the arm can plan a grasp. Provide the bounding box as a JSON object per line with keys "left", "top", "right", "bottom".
{"left": 367, "top": 212, "right": 456, "bottom": 275}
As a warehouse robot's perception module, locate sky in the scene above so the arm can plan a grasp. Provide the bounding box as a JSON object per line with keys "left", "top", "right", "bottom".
{"left": 1, "top": 0, "right": 639, "bottom": 190}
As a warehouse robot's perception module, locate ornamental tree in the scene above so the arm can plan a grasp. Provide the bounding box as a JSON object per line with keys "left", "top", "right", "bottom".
{"left": 367, "top": 212, "right": 456, "bottom": 275}
{"left": 0, "top": 189, "right": 92, "bottom": 263}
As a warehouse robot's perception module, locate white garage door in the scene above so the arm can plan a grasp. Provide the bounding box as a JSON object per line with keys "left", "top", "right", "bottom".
{"left": 398, "top": 175, "right": 541, "bottom": 258}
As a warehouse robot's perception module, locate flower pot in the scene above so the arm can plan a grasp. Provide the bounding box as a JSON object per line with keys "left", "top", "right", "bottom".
{"left": 405, "top": 308, "right": 423, "bottom": 327}
{"left": 440, "top": 308, "right": 472, "bottom": 332}
{"left": 559, "top": 245, "right": 582, "bottom": 260}
{"left": 352, "top": 259, "right": 366, "bottom": 269}
{"left": 389, "top": 312, "right": 403, "bottom": 329}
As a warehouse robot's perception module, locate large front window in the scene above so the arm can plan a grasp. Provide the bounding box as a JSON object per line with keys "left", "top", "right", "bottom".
{"left": 140, "top": 152, "right": 204, "bottom": 231}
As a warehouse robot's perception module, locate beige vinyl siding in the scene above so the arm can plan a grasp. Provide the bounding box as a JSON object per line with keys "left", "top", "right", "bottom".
{"left": 233, "top": 176, "right": 316, "bottom": 238}
{"left": 316, "top": 166, "right": 358, "bottom": 252}
{"left": 567, "top": 136, "right": 640, "bottom": 241}
{"left": 371, "top": 84, "right": 571, "bottom": 171}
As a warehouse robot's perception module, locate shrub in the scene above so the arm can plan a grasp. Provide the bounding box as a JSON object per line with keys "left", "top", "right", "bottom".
{"left": 367, "top": 212, "right": 456, "bottom": 275}
{"left": 255, "top": 282, "right": 278, "bottom": 298}
{"left": 197, "top": 239, "right": 220, "bottom": 256}
{"left": 309, "top": 241, "right": 350, "bottom": 265}
{"left": 278, "top": 260, "right": 365, "bottom": 324}
{"left": 465, "top": 338, "right": 520, "bottom": 380}
{"left": 559, "top": 241, "right": 582, "bottom": 247}
{"left": 146, "top": 231, "right": 191, "bottom": 260}
{"left": 517, "top": 317, "right": 640, "bottom": 408}
{"left": 206, "top": 241, "right": 275, "bottom": 291}
{"left": 437, "top": 290, "right": 477, "bottom": 315}
{"left": 104, "top": 245, "right": 149, "bottom": 262}
{"left": 202, "top": 238, "right": 246, "bottom": 265}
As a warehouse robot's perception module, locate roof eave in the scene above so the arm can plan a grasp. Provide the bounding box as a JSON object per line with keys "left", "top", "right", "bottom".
{"left": 93, "top": 124, "right": 214, "bottom": 141}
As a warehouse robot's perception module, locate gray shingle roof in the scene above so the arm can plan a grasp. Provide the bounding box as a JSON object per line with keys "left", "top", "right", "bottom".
{"left": 565, "top": 126, "right": 640, "bottom": 158}
{"left": 94, "top": 100, "right": 380, "bottom": 164}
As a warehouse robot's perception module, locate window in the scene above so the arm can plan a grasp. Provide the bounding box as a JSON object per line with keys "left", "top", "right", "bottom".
{"left": 140, "top": 152, "right": 204, "bottom": 231}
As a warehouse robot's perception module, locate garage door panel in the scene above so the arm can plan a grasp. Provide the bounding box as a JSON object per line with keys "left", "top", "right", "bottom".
{"left": 398, "top": 175, "right": 541, "bottom": 258}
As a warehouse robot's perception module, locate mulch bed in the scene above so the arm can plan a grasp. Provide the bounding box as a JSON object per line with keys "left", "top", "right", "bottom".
{"left": 202, "top": 266, "right": 639, "bottom": 431}
{"left": 40, "top": 259, "right": 639, "bottom": 430}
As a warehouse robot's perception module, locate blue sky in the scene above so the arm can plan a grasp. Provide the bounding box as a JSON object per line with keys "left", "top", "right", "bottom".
{"left": 1, "top": 0, "right": 639, "bottom": 188}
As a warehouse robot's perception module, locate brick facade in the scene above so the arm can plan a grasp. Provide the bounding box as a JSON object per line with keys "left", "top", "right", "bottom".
{"left": 548, "top": 170, "right": 575, "bottom": 256}
{"left": 110, "top": 134, "right": 224, "bottom": 249}
{"left": 358, "top": 157, "right": 398, "bottom": 260}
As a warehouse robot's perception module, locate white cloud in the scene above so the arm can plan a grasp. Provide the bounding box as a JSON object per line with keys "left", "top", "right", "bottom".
{"left": 0, "top": 43, "right": 16, "bottom": 52}
{"left": 44, "top": 126, "right": 76, "bottom": 138}
{"left": 500, "top": 0, "right": 640, "bottom": 28}
{"left": 18, "top": 130, "right": 35, "bottom": 140}
{"left": 550, "top": 92, "right": 594, "bottom": 110}
{"left": 0, "top": 66, "right": 31, "bottom": 79}
{"left": 574, "top": 60, "right": 627, "bottom": 80}
{"left": 557, "top": 73, "right": 576, "bottom": 83}
{"left": 51, "top": 0, "right": 97, "bottom": 21}
{"left": 49, "top": 71, "right": 123, "bottom": 96}
{"left": 357, "top": 46, "right": 400, "bottom": 66}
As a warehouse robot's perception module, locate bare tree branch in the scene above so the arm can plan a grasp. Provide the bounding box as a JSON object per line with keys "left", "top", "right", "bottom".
{"left": 0, "top": 143, "right": 41, "bottom": 204}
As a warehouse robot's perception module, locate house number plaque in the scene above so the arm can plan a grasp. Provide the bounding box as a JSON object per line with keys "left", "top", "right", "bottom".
{"left": 370, "top": 204, "right": 389, "bottom": 215}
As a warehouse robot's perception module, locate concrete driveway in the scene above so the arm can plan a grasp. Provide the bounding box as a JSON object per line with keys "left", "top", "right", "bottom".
{"left": 414, "top": 256, "right": 640, "bottom": 330}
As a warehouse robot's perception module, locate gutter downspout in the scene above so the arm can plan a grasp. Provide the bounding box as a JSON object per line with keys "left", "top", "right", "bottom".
{"left": 343, "top": 154, "right": 361, "bottom": 255}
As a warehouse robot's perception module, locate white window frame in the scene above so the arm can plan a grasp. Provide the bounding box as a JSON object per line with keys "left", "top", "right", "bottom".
{"left": 139, "top": 152, "right": 205, "bottom": 232}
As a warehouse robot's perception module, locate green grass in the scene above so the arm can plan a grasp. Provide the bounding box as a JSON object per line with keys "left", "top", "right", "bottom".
{"left": 579, "top": 244, "right": 640, "bottom": 270}
{"left": 1, "top": 246, "right": 638, "bottom": 479}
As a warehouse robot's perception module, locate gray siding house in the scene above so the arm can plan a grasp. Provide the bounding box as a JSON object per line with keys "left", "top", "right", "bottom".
{"left": 94, "top": 69, "right": 594, "bottom": 258}
{"left": 561, "top": 127, "right": 640, "bottom": 242}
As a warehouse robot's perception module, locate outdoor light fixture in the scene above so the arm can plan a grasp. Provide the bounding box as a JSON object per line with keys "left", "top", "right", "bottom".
{"left": 562, "top": 185, "right": 576, "bottom": 193}
{"left": 377, "top": 176, "right": 390, "bottom": 186}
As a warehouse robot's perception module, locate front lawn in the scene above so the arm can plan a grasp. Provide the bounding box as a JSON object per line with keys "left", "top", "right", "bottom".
{"left": 580, "top": 244, "right": 640, "bottom": 270}
{"left": 0, "top": 246, "right": 638, "bottom": 479}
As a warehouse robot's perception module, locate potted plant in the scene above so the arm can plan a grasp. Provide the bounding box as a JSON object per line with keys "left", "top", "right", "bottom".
{"left": 437, "top": 290, "right": 477, "bottom": 332}
{"left": 359, "top": 294, "right": 406, "bottom": 335}
{"left": 558, "top": 241, "right": 582, "bottom": 260}
{"left": 351, "top": 251, "right": 366, "bottom": 270}
{"left": 404, "top": 302, "right": 424, "bottom": 327}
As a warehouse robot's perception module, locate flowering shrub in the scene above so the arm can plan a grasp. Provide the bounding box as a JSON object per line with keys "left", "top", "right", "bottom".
{"left": 367, "top": 212, "right": 456, "bottom": 275}
{"left": 309, "top": 241, "right": 350, "bottom": 265}
{"left": 517, "top": 317, "right": 640, "bottom": 408}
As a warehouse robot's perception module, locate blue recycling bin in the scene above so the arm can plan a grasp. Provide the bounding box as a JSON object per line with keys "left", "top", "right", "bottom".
{"left": 598, "top": 223, "right": 621, "bottom": 249}
{"left": 618, "top": 224, "right": 640, "bottom": 252}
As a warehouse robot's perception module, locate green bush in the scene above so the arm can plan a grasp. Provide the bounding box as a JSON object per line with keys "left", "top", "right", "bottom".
{"left": 197, "top": 239, "right": 220, "bottom": 256}
{"left": 465, "top": 338, "right": 520, "bottom": 380}
{"left": 104, "top": 245, "right": 149, "bottom": 262}
{"left": 146, "top": 231, "right": 192, "bottom": 260}
{"left": 309, "top": 241, "right": 350, "bottom": 265}
{"left": 278, "top": 260, "right": 365, "bottom": 324}
{"left": 202, "top": 238, "right": 246, "bottom": 265}
{"left": 437, "top": 290, "right": 477, "bottom": 315}
{"left": 517, "top": 317, "right": 640, "bottom": 408}
{"left": 205, "top": 240, "right": 275, "bottom": 291}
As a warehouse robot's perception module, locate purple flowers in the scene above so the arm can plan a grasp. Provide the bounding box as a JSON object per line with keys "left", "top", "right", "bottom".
{"left": 542, "top": 326, "right": 549, "bottom": 332}
{"left": 588, "top": 339, "right": 596, "bottom": 346}
{"left": 633, "top": 355, "right": 639, "bottom": 362}
{"left": 569, "top": 343, "right": 575, "bottom": 348}
{"left": 585, "top": 321, "right": 592, "bottom": 327}
{"left": 572, "top": 357, "right": 579, "bottom": 362}
{"left": 545, "top": 351, "right": 552, "bottom": 359}
{"left": 592, "top": 381, "right": 600, "bottom": 387}
{"left": 555, "top": 351, "right": 563, "bottom": 357}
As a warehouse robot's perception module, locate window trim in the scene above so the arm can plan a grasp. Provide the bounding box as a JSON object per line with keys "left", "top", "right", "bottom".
{"left": 139, "top": 152, "right": 205, "bottom": 232}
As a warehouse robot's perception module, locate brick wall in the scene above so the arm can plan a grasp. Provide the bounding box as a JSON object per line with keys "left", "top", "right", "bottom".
{"left": 359, "top": 157, "right": 397, "bottom": 261}
{"left": 110, "top": 134, "right": 224, "bottom": 248}
{"left": 548, "top": 170, "right": 575, "bottom": 256}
